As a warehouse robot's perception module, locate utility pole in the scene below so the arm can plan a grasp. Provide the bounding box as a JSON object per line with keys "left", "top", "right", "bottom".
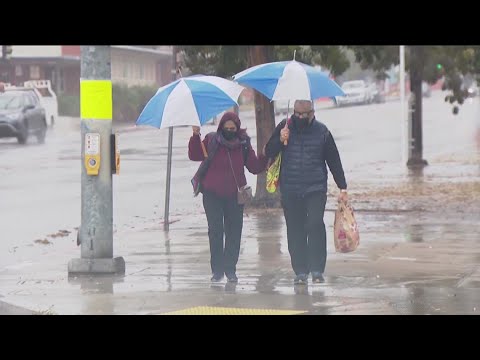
{"left": 0, "top": 45, "right": 13, "bottom": 83}
{"left": 399, "top": 45, "right": 407, "bottom": 165}
{"left": 407, "top": 46, "right": 428, "bottom": 167}
{"left": 68, "top": 46, "right": 125, "bottom": 275}
{"left": 164, "top": 46, "right": 177, "bottom": 231}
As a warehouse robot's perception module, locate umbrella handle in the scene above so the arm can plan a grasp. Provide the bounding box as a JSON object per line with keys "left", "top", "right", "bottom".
{"left": 283, "top": 100, "right": 290, "bottom": 146}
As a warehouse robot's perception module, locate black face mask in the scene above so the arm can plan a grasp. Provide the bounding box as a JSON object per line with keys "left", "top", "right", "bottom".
{"left": 291, "top": 114, "right": 310, "bottom": 129}
{"left": 222, "top": 129, "right": 237, "bottom": 140}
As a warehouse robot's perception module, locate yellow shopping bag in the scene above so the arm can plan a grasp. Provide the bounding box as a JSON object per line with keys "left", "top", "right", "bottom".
{"left": 266, "top": 153, "right": 282, "bottom": 193}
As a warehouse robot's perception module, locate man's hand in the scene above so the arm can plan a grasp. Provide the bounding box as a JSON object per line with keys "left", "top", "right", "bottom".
{"left": 338, "top": 189, "right": 348, "bottom": 203}
{"left": 192, "top": 126, "right": 200, "bottom": 135}
{"left": 280, "top": 126, "right": 290, "bottom": 144}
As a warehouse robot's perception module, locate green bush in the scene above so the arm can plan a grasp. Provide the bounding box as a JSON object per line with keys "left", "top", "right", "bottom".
{"left": 58, "top": 94, "right": 80, "bottom": 117}
{"left": 112, "top": 84, "right": 158, "bottom": 124}
{"left": 57, "top": 84, "right": 158, "bottom": 123}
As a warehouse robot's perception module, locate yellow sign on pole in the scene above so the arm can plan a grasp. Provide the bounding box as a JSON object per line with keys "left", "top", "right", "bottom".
{"left": 80, "top": 80, "right": 113, "bottom": 120}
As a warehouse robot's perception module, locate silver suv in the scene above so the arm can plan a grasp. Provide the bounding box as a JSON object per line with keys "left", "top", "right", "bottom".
{"left": 0, "top": 90, "right": 47, "bottom": 144}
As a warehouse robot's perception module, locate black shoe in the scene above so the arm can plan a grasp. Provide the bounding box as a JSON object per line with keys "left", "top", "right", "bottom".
{"left": 211, "top": 273, "right": 224, "bottom": 282}
{"left": 312, "top": 272, "right": 325, "bottom": 283}
{"left": 226, "top": 273, "right": 238, "bottom": 283}
{"left": 224, "top": 282, "right": 237, "bottom": 292}
{"left": 294, "top": 273, "right": 308, "bottom": 285}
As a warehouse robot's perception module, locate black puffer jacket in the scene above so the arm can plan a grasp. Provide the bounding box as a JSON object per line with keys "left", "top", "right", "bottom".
{"left": 265, "top": 117, "right": 347, "bottom": 196}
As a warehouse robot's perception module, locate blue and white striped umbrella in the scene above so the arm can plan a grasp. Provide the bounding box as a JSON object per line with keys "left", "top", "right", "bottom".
{"left": 136, "top": 75, "right": 245, "bottom": 129}
{"left": 233, "top": 60, "right": 345, "bottom": 102}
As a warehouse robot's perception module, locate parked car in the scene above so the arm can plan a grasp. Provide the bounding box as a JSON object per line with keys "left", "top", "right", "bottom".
{"left": 274, "top": 99, "right": 292, "bottom": 116}
{"left": 467, "top": 83, "right": 479, "bottom": 97}
{"left": 460, "top": 77, "right": 479, "bottom": 98}
{"left": 371, "top": 83, "right": 386, "bottom": 103}
{"left": 422, "top": 82, "right": 432, "bottom": 98}
{"left": 24, "top": 80, "right": 58, "bottom": 127}
{"left": 4, "top": 80, "right": 58, "bottom": 127}
{"left": 0, "top": 90, "right": 47, "bottom": 144}
{"left": 335, "top": 80, "right": 373, "bottom": 106}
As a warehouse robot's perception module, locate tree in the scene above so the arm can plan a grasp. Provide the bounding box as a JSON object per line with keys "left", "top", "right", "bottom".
{"left": 247, "top": 46, "right": 278, "bottom": 206}
{"left": 349, "top": 45, "right": 480, "bottom": 167}
{"left": 179, "top": 46, "right": 248, "bottom": 78}
{"left": 309, "top": 46, "right": 350, "bottom": 77}
{"left": 178, "top": 45, "right": 350, "bottom": 206}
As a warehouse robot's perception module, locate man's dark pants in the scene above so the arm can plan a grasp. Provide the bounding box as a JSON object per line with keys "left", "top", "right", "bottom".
{"left": 281, "top": 191, "right": 328, "bottom": 275}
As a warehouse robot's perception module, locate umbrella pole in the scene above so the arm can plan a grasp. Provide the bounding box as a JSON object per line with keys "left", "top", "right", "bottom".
{"left": 164, "top": 126, "right": 174, "bottom": 231}
{"left": 283, "top": 100, "right": 290, "bottom": 146}
{"left": 164, "top": 46, "right": 178, "bottom": 232}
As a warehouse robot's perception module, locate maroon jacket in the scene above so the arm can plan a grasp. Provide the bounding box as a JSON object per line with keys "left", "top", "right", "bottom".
{"left": 188, "top": 114, "right": 268, "bottom": 199}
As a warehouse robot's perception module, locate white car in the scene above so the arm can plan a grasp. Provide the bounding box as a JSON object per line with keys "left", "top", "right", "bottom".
{"left": 24, "top": 80, "right": 58, "bottom": 127}
{"left": 274, "top": 99, "right": 292, "bottom": 116}
{"left": 335, "top": 80, "right": 373, "bottom": 106}
{"left": 4, "top": 80, "right": 58, "bottom": 127}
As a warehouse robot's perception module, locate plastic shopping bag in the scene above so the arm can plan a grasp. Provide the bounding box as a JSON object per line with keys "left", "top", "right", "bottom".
{"left": 266, "top": 153, "right": 282, "bottom": 193}
{"left": 333, "top": 200, "right": 360, "bottom": 253}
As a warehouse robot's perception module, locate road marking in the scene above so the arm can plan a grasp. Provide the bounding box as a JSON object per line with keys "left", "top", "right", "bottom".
{"left": 386, "top": 257, "right": 416, "bottom": 261}
{"left": 160, "top": 306, "right": 306, "bottom": 315}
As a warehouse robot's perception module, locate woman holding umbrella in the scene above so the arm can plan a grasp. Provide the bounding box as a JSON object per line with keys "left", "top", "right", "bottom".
{"left": 188, "top": 112, "right": 268, "bottom": 283}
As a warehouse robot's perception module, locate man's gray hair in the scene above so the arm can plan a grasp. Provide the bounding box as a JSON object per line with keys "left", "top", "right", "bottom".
{"left": 294, "top": 99, "right": 314, "bottom": 110}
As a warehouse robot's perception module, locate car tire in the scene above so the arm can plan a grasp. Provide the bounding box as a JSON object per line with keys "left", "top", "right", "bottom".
{"left": 36, "top": 119, "right": 47, "bottom": 144}
{"left": 17, "top": 122, "right": 28, "bottom": 144}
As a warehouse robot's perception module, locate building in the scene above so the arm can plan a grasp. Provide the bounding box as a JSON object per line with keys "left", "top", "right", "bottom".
{"left": 0, "top": 46, "right": 173, "bottom": 95}
{"left": 111, "top": 46, "right": 172, "bottom": 88}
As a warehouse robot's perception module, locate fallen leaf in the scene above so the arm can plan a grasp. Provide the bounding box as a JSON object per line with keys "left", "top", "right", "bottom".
{"left": 34, "top": 239, "right": 52, "bottom": 245}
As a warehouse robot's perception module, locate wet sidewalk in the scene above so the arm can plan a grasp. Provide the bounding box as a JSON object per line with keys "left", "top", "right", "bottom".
{"left": 1, "top": 200, "right": 479, "bottom": 315}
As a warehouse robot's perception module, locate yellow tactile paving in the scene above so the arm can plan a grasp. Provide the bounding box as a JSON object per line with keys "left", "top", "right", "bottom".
{"left": 161, "top": 306, "right": 306, "bottom": 315}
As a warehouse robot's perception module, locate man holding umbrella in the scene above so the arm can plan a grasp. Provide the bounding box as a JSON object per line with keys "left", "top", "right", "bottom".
{"left": 265, "top": 100, "right": 348, "bottom": 285}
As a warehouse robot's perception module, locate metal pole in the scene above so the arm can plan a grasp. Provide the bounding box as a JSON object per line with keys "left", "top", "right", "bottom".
{"left": 68, "top": 46, "right": 125, "bottom": 275}
{"left": 164, "top": 126, "right": 173, "bottom": 231}
{"left": 164, "top": 46, "right": 177, "bottom": 231}
{"left": 1, "top": 46, "right": 10, "bottom": 83}
{"left": 400, "top": 45, "right": 406, "bottom": 165}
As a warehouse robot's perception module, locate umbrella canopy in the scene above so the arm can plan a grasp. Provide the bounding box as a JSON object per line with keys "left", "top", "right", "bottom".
{"left": 233, "top": 60, "right": 345, "bottom": 102}
{"left": 136, "top": 75, "right": 245, "bottom": 129}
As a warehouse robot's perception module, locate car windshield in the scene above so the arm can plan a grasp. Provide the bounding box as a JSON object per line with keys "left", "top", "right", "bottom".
{"left": 0, "top": 95, "right": 23, "bottom": 110}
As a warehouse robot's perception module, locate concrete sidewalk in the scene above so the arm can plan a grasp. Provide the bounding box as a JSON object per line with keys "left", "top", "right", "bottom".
{"left": 1, "top": 199, "right": 479, "bottom": 315}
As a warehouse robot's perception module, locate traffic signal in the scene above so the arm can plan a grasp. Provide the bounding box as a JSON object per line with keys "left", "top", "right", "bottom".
{"left": 1, "top": 45, "right": 12, "bottom": 60}
{"left": 436, "top": 63, "right": 443, "bottom": 70}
